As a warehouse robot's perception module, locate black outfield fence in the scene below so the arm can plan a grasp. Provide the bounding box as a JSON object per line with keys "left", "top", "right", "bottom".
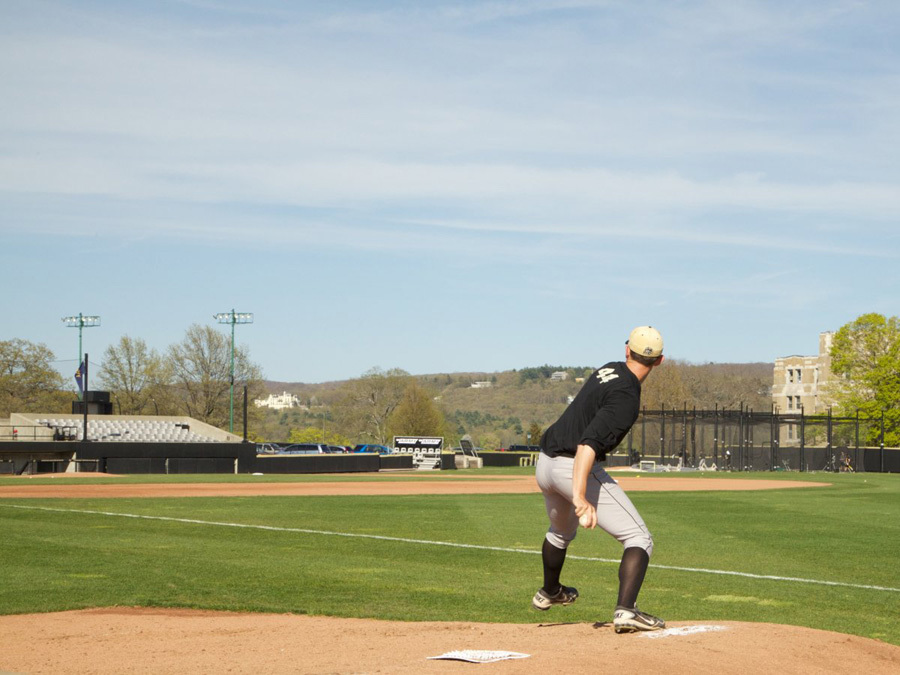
{"left": 0, "top": 441, "right": 412, "bottom": 475}
{"left": 477, "top": 452, "right": 533, "bottom": 467}
{"left": 254, "top": 453, "right": 385, "bottom": 474}
{"left": 619, "top": 407, "right": 899, "bottom": 473}
{"left": 75, "top": 442, "right": 257, "bottom": 474}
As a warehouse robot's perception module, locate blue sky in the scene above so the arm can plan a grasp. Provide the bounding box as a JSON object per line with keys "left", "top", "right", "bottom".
{"left": 2, "top": 0, "right": 898, "bottom": 383}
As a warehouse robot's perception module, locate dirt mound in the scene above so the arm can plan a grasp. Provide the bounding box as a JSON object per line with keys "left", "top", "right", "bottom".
{"left": 1, "top": 607, "right": 897, "bottom": 674}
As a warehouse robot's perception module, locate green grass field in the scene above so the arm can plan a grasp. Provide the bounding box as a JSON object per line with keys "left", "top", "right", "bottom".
{"left": 1, "top": 469, "right": 898, "bottom": 645}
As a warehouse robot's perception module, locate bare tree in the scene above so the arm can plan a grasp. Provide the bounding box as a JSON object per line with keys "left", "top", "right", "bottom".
{"left": 0, "top": 339, "right": 67, "bottom": 416}
{"left": 640, "top": 359, "right": 689, "bottom": 409}
{"left": 167, "top": 324, "right": 265, "bottom": 429}
{"left": 334, "top": 367, "right": 411, "bottom": 444}
{"left": 98, "top": 336, "right": 170, "bottom": 414}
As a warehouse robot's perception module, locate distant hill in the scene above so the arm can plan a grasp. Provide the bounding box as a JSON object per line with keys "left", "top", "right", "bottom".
{"left": 257, "top": 361, "right": 774, "bottom": 447}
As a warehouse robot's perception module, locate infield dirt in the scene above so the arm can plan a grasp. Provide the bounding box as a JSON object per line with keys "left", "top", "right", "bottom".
{"left": 0, "top": 473, "right": 827, "bottom": 498}
{"left": 2, "top": 606, "right": 899, "bottom": 674}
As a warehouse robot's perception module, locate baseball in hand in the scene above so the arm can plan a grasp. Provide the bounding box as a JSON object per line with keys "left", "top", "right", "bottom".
{"left": 579, "top": 513, "right": 591, "bottom": 528}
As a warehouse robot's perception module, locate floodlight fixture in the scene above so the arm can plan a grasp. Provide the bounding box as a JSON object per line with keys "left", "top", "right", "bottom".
{"left": 215, "top": 309, "right": 254, "bottom": 433}
{"left": 62, "top": 313, "right": 101, "bottom": 399}
{"left": 215, "top": 311, "right": 254, "bottom": 324}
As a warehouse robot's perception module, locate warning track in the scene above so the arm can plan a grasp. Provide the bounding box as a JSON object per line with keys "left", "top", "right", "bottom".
{"left": 0, "top": 475, "right": 827, "bottom": 498}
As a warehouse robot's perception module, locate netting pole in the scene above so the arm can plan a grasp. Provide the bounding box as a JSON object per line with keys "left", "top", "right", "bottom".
{"left": 660, "top": 406, "right": 666, "bottom": 462}
{"left": 691, "top": 406, "right": 697, "bottom": 466}
{"left": 641, "top": 407, "right": 646, "bottom": 460}
{"left": 243, "top": 385, "right": 249, "bottom": 442}
{"left": 800, "top": 405, "right": 806, "bottom": 472}
{"left": 771, "top": 406, "right": 778, "bottom": 471}
{"left": 714, "top": 404, "right": 719, "bottom": 466}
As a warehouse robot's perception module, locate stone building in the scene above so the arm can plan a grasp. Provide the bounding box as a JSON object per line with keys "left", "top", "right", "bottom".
{"left": 772, "top": 332, "right": 835, "bottom": 417}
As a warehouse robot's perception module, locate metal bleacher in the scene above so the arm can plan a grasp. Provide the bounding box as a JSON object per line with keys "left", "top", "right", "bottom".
{"left": 36, "top": 417, "right": 219, "bottom": 443}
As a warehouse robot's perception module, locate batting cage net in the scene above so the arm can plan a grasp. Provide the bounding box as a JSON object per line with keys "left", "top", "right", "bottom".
{"left": 613, "top": 407, "right": 898, "bottom": 473}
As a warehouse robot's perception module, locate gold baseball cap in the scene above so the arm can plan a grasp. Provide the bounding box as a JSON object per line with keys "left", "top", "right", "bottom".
{"left": 627, "top": 326, "right": 664, "bottom": 358}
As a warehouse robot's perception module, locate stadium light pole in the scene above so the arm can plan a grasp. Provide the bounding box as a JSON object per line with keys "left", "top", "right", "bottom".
{"left": 214, "top": 309, "right": 253, "bottom": 433}
{"left": 61, "top": 313, "right": 100, "bottom": 400}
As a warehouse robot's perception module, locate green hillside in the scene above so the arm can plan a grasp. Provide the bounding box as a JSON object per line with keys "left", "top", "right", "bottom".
{"left": 257, "top": 361, "right": 773, "bottom": 449}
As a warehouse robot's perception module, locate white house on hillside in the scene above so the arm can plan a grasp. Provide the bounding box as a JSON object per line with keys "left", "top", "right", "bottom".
{"left": 254, "top": 392, "right": 301, "bottom": 410}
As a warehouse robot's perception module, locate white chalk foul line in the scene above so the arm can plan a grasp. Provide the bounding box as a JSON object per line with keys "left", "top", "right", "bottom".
{"left": 4, "top": 504, "right": 899, "bottom": 594}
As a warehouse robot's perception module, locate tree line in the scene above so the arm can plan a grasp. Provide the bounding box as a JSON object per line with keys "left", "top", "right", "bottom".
{"left": 0, "top": 325, "right": 266, "bottom": 431}
{"left": 3, "top": 312, "right": 898, "bottom": 448}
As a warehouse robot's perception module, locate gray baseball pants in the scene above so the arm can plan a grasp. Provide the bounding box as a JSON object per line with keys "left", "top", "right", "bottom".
{"left": 536, "top": 451, "right": 654, "bottom": 554}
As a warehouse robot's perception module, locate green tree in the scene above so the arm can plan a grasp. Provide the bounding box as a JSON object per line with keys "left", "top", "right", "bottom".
{"left": 167, "top": 324, "right": 265, "bottom": 430}
{"left": 98, "top": 335, "right": 170, "bottom": 415}
{"left": 479, "top": 431, "right": 501, "bottom": 451}
{"left": 333, "top": 367, "right": 411, "bottom": 444}
{"left": 829, "top": 313, "right": 900, "bottom": 446}
{"left": 0, "top": 339, "right": 69, "bottom": 416}
{"left": 527, "top": 421, "right": 543, "bottom": 446}
{"left": 386, "top": 381, "right": 446, "bottom": 439}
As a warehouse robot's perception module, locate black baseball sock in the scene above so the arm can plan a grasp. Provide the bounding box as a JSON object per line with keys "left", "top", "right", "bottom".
{"left": 616, "top": 547, "right": 649, "bottom": 608}
{"left": 541, "top": 538, "right": 568, "bottom": 595}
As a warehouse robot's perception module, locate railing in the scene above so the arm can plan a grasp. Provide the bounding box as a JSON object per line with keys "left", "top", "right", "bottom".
{"left": 0, "top": 424, "right": 76, "bottom": 441}
{"left": 2, "top": 458, "right": 101, "bottom": 475}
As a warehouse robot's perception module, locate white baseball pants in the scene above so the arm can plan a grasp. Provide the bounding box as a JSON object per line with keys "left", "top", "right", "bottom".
{"left": 536, "top": 451, "right": 654, "bottom": 554}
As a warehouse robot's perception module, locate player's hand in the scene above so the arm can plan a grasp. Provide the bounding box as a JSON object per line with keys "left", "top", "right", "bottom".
{"left": 574, "top": 499, "right": 596, "bottom": 529}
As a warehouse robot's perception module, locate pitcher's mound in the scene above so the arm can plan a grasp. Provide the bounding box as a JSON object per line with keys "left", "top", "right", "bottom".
{"left": 1, "top": 607, "right": 898, "bottom": 674}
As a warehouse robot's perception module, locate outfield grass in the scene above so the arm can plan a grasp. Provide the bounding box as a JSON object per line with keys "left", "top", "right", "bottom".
{"left": 1, "top": 470, "right": 898, "bottom": 645}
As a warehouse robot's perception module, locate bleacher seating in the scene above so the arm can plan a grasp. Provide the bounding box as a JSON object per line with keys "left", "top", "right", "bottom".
{"left": 36, "top": 418, "right": 219, "bottom": 443}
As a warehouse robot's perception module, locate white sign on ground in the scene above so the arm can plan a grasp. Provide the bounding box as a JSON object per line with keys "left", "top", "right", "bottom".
{"left": 394, "top": 436, "right": 443, "bottom": 470}
{"left": 427, "top": 650, "right": 530, "bottom": 663}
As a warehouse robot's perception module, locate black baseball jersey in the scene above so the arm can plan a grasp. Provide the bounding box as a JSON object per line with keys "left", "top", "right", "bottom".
{"left": 540, "top": 361, "right": 641, "bottom": 461}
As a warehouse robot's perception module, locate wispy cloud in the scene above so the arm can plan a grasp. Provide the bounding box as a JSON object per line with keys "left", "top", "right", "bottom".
{"left": 2, "top": 0, "right": 899, "bottom": 379}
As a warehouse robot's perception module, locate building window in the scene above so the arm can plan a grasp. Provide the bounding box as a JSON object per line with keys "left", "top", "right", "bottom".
{"left": 787, "top": 426, "right": 794, "bottom": 440}
{"left": 788, "top": 369, "right": 794, "bottom": 383}
{"left": 797, "top": 369, "right": 802, "bottom": 383}
{"left": 787, "top": 397, "right": 793, "bottom": 410}
{"left": 795, "top": 396, "right": 802, "bottom": 410}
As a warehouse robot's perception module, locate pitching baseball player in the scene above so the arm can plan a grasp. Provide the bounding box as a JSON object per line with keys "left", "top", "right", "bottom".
{"left": 532, "top": 326, "right": 666, "bottom": 633}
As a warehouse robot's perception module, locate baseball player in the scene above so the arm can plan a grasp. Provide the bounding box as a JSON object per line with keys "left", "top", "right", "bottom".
{"left": 532, "top": 326, "right": 666, "bottom": 633}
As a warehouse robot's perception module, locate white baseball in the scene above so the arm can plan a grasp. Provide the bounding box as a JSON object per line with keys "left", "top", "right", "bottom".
{"left": 579, "top": 513, "right": 591, "bottom": 528}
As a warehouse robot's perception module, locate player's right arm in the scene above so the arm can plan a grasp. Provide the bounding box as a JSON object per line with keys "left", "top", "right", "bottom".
{"left": 573, "top": 444, "right": 597, "bottom": 528}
